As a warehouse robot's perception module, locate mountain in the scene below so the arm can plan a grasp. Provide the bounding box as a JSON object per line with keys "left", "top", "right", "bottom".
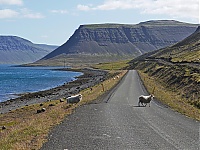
{"left": 148, "top": 26, "right": 200, "bottom": 63}
{"left": 32, "top": 20, "right": 197, "bottom": 66}
{"left": 0, "top": 36, "right": 58, "bottom": 64}
{"left": 128, "top": 26, "right": 200, "bottom": 105}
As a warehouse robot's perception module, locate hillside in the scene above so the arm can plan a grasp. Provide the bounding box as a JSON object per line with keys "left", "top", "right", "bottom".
{"left": 32, "top": 20, "right": 197, "bottom": 66}
{"left": 129, "top": 26, "right": 200, "bottom": 107}
{"left": 149, "top": 26, "right": 200, "bottom": 63}
{"left": 0, "top": 36, "right": 58, "bottom": 64}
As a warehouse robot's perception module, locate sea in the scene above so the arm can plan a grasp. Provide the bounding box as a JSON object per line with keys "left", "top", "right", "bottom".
{"left": 0, "top": 65, "right": 82, "bottom": 102}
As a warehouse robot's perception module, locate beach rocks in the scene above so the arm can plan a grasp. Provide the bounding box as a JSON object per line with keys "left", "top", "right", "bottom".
{"left": 49, "top": 104, "right": 55, "bottom": 107}
{"left": 60, "top": 98, "right": 65, "bottom": 102}
{"left": 2, "top": 126, "right": 6, "bottom": 130}
{"left": 37, "top": 108, "right": 46, "bottom": 113}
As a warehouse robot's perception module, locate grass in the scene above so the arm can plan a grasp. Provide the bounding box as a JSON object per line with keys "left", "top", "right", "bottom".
{"left": 93, "top": 59, "right": 131, "bottom": 70}
{"left": 0, "top": 68, "right": 127, "bottom": 150}
{"left": 138, "top": 71, "right": 200, "bottom": 121}
{"left": 83, "top": 24, "right": 136, "bottom": 29}
{"left": 171, "top": 50, "right": 200, "bottom": 63}
{"left": 0, "top": 100, "right": 74, "bottom": 150}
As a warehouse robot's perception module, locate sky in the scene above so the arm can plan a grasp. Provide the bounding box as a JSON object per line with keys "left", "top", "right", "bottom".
{"left": 0, "top": 0, "right": 199, "bottom": 46}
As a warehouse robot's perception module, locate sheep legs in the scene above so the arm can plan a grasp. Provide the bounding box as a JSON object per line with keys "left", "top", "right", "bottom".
{"left": 138, "top": 102, "right": 150, "bottom": 107}
{"left": 138, "top": 102, "right": 146, "bottom": 107}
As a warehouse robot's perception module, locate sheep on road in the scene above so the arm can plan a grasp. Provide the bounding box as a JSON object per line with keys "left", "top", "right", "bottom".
{"left": 138, "top": 95, "right": 154, "bottom": 107}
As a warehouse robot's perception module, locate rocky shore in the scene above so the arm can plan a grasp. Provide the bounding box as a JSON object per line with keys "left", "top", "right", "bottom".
{"left": 0, "top": 68, "right": 108, "bottom": 114}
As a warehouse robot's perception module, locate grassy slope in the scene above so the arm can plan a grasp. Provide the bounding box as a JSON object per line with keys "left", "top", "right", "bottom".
{"left": 138, "top": 70, "right": 200, "bottom": 121}
{"left": 130, "top": 61, "right": 200, "bottom": 106}
{"left": 150, "top": 27, "right": 200, "bottom": 63}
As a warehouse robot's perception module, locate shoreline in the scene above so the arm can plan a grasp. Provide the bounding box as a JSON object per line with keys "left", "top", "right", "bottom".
{"left": 0, "top": 68, "right": 108, "bottom": 114}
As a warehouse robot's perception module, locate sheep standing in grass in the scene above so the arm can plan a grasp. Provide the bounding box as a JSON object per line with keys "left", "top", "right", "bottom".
{"left": 138, "top": 95, "right": 154, "bottom": 107}
{"left": 66, "top": 94, "right": 82, "bottom": 104}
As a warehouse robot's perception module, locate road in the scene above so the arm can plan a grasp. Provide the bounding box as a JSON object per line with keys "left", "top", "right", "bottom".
{"left": 41, "top": 70, "right": 199, "bottom": 150}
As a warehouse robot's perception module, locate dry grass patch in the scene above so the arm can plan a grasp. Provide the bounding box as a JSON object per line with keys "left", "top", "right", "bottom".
{"left": 0, "top": 100, "right": 74, "bottom": 150}
{"left": 94, "top": 59, "right": 131, "bottom": 70}
{"left": 138, "top": 71, "right": 200, "bottom": 121}
{"left": 0, "top": 70, "right": 127, "bottom": 150}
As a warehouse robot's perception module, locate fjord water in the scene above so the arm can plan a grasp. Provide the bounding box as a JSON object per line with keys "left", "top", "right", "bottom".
{"left": 0, "top": 65, "right": 82, "bottom": 102}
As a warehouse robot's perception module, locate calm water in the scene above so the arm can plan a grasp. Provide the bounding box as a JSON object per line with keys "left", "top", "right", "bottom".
{"left": 0, "top": 65, "right": 82, "bottom": 102}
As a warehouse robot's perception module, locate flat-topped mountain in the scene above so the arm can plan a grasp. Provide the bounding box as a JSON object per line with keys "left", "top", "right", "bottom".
{"left": 33, "top": 20, "right": 197, "bottom": 66}
{"left": 0, "top": 36, "right": 58, "bottom": 64}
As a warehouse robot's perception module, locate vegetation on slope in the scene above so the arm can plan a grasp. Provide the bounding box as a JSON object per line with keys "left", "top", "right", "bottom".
{"left": 138, "top": 70, "right": 200, "bottom": 120}
{"left": 149, "top": 26, "right": 200, "bottom": 63}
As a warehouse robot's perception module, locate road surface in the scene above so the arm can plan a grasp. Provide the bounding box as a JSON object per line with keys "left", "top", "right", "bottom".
{"left": 41, "top": 70, "right": 199, "bottom": 150}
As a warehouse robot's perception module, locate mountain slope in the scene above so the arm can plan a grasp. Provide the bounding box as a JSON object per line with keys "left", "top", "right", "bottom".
{"left": 149, "top": 26, "right": 200, "bottom": 63}
{"left": 0, "top": 36, "right": 58, "bottom": 64}
{"left": 33, "top": 20, "right": 197, "bottom": 66}
{"left": 129, "top": 26, "right": 200, "bottom": 106}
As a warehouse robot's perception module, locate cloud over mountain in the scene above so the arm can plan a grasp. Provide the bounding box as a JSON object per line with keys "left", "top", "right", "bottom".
{"left": 77, "top": 0, "right": 199, "bottom": 21}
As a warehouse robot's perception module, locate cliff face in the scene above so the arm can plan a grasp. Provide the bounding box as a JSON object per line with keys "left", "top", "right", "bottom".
{"left": 0, "top": 36, "right": 58, "bottom": 64}
{"left": 42, "top": 20, "right": 197, "bottom": 62}
{"left": 148, "top": 25, "right": 200, "bottom": 63}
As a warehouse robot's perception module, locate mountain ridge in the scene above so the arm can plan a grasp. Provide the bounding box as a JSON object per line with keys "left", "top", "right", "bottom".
{"left": 145, "top": 25, "right": 200, "bottom": 63}
{"left": 34, "top": 20, "right": 197, "bottom": 66}
{"left": 0, "top": 36, "right": 58, "bottom": 64}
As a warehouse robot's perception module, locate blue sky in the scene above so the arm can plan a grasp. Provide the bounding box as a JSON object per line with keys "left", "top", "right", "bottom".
{"left": 0, "top": 0, "right": 199, "bottom": 45}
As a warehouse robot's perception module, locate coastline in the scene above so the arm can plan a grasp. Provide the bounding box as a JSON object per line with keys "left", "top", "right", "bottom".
{"left": 0, "top": 68, "right": 108, "bottom": 114}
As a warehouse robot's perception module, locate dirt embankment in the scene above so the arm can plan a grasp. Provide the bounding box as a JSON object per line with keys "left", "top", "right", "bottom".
{"left": 0, "top": 68, "right": 108, "bottom": 114}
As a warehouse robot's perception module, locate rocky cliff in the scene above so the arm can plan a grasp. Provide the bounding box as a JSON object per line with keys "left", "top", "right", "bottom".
{"left": 35, "top": 20, "right": 197, "bottom": 66}
{"left": 144, "top": 25, "right": 200, "bottom": 63}
{"left": 0, "top": 36, "right": 58, "bottom": 64}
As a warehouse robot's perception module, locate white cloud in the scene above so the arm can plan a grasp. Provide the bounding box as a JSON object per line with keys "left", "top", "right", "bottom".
{"left": 77, "top": 5, "right": 91, "bottom": 11}
{"left": 51, "top": 9, "right": 68, "bottom": 14}
{"left": 138, "top": 0, "right": 199, "bottom": 20}
{"left": 77, "top": 0, "right": 199, "bottom": 21}
{"left": 20, "top": 8, "right": 45, "bottom": 19}
{"left": 0, "top": 9, "right": 19, "bottom": 18}
{"left": 23, "top": 13, "right": 44, "bottom": 19}
{"left": 0, "top": 8, "right": 45, "bottom": 19}
{"left": 0, "top": 0, "right": 23, "bottom": 5}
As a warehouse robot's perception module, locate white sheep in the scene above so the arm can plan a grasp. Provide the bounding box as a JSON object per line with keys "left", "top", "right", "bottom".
{"left": 138, "top": 94, "right": 154, "bottom": 107}
{"left": 66, "top": 94, "right": 82, "bottom": 104}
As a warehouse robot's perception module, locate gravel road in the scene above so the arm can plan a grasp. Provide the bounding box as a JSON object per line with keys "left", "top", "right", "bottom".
{"left": 41, "top": 70, "right": 199, "bottom": 150}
